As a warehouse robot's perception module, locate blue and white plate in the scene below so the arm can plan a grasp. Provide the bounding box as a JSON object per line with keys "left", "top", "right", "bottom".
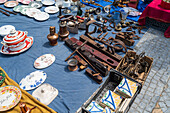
{"left": 19, "top": 70, "right": 47, "bottom": 90}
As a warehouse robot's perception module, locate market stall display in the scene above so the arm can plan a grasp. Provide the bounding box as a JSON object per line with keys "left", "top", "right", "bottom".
{"left": 0, "top": 0, "right": 156, "bottom": 112}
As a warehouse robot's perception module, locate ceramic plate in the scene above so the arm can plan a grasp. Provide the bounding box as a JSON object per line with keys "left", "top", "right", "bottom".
{"left": 29, "top": 1, "right": 42, "bottom": 9}
{"left": 34, "top": 54, "right": 55, "bottom": 69}
{"left": 13, "top": 5, "right": 22, "bottom": 12}
{"left": 26, "top": 8, "right": 41, "bottom": 18}
{"left": 44, "top": 6, "right": 59, "bottom": 14}
{"left": 0, "top": 25, "right": 15, "bottom": 36}
{"left": 20, "top": 6, "right": 32, "bottom": 15}
{"left": 32, "top": 83, "right": 58, "bottom": 105}
{"left": 0, "top": 36, "right": 33, "bottom": 55}
{"left": 41, "top": 0, "right": 55, "bottom": 6}
{"left": 4, "top": 1, "right": 18, "bottom": 8}
{"left": 34, "top": 12, "right": 49, "bottom": 21}
{"left": 0, "top": 0, "right": 7, "bottom": 4}
{"left": 0, "top": 86, "right": 22, "bottom": 111}
{"left": 17, "top": 0, "right": 34, "bottom": 5}
{"left": 19, "top": 70, "right": 47, "bottom": 91}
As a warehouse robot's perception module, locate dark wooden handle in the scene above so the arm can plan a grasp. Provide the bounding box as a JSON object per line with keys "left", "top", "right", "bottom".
{"left": 0, "top": 7, "right": 17, "bottom": 15}
{"left": 0, "top": 10, "right": 10, "bottom": 16}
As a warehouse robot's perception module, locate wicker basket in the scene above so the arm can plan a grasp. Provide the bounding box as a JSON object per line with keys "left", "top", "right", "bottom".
{"left": 160, "top": 0, "right": 170, "bottom": 10}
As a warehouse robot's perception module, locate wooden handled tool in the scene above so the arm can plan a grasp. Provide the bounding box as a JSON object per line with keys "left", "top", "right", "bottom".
{"left": 65, "top": 40, "right": 87, "bottom": 61}
{"left": 0, "top": 9, "right": 10, "bottom": 16}
{"left": 0, "top": 7, "right": 17, "bottom": 15}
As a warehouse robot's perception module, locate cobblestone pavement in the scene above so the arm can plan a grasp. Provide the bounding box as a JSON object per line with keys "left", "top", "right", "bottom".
{"left": 128, "top": 28, "right": 170, "bottom": 113}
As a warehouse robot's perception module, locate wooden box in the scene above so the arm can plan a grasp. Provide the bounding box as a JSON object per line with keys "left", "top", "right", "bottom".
{"left": 116, "top": 50, "right": 153, "bottom": 85}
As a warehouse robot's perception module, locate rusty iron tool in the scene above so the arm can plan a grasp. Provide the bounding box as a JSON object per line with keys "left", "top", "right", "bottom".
{"left": 65, "top": 40, "right": 87, "bottom": 61}
{"left": 99, "top": 32, "right": 108, "bottom": 41}
{"left": 81, "top": 50, "right": 109, "bottom": 76}
{"left": 85, "top": 68, "right": 103, "bottom": 84}
{"left": 76, "top": 50, "right": 100, "bottom": 73}
{"left": 68, "top": 37, "right": 119, "bottom": 68}
{"left": 80, "top": 35, "right": 122, "bottom": 61}
{"left": 73, "top": 55, "right": 88, "bottom": 70}
{"left": 85, "top": 20, "right": 97, "bottom": 35}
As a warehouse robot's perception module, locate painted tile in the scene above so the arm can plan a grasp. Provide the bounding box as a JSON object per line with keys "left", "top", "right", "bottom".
{"left": 86, "top": 101, "right": 104, "bottom": 112}
{"left": 101, "top": 90, "right": 122, "bottom": 111}
{"left": 116, "top": 77, "right": 138, "bottom": 98}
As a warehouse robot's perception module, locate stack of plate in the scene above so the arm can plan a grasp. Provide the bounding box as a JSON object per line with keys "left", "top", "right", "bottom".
{"left": 13, "top": 5, "right": 50, "bottom": 21}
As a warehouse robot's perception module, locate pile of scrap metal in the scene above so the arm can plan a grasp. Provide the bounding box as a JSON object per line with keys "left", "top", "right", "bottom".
{"left": 116, "top": 51, "right": 153, "bottom": 85}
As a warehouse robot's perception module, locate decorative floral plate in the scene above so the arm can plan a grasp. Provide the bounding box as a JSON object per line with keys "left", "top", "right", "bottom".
{"left": 34, "top": 54, "right": 55, "bottom": 69}
{"left": 17, "top": 0, "right": 34, "bottom": 5}
{"left": 0, "top": 0, "right": 7, "bottom": 4}
{"left": 0, "top": 25, "right": 15, "bottom": 36}
{"left": 0, "top": 85, "right": 22, "bottom": 111}
{"left": 32, "top": 83, "right": 58, "bottom": 105}
{"left": 0, "top": 36, "right": 33, "bottom": 55}
{"left": 19, "top": 70, "right": 47, "bottom": 91}
{"left": 34, "top": 12, "right": 49, "bottom": 21}
{"left": 44, "top": 6, "right": 59, "bottom": 14}
{"left": 4, "top": 1, "right": 18, "bottom": 8}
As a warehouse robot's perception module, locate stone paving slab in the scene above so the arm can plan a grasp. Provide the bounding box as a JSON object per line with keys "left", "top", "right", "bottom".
{"left": 128, "top": 28, "right": 170, "bottom": 113}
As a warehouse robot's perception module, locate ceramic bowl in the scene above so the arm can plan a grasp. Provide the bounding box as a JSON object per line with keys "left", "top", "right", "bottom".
{"left": 2, "top": 29, "right": 28, "bottom": 46}
{"left": 0, "top": 25, "right": 15, "bottom": 37}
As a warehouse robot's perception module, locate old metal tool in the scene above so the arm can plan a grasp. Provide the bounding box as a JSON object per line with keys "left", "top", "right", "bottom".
{"left": 73, "top": 55, "right": 88, "bottom": 70}
{"left": 67, "top": 21, "right": 79, "bottom": 34}
{"left": 68, "top": 37, "right": 119, "bottom": 68}
{"left": 65, "top": 40, "right": 87, "bottom": 61}
{"left": 85, "top": 20, "right": 97, "bottom": 36}
{"left": 86, "top": 68, "right": 103, "bottom": 84}
{"left": 80, "top": 35, "right": 122, "bottom": 61}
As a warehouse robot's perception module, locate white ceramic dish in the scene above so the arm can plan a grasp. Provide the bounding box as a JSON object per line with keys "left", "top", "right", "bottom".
{"left": 0, "top": 85, "right": 22, "bottom": 111}
{"left": 19, "top": 70, "right": 47, "bottom": 91}
{"left": 41, "top": 0, "right": 55, "bottom": 6}
{"left": 26, "top": 8, "right": 41, "bottom": 18}
{"left": 34, "top": 12, "right": 49, "bottom": 21}
{"left": 32, "top": 83, "right": 58, "bottom": 105}
{"left": 4, "top": 1, "right": 18, "bottom": 8}
{"left": 17, "top": 0, "right": 34, "bottom": 5}
{"left": 0, "top": 0, "right": 7, "bottom": 4}
{"left": 34, "top": 54, "right": 55, "bottom": 69}
{"left": 29, "top": 1, "right": 42, "bottom": 8}
{"left": 0, "top": 25, "right": 15, "bottom": 36}
{"left": 44, "top": 6, "right": 59, "bottom": 14}
{"left": 0, "top": 36, "right": 33, "bottom": 55}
